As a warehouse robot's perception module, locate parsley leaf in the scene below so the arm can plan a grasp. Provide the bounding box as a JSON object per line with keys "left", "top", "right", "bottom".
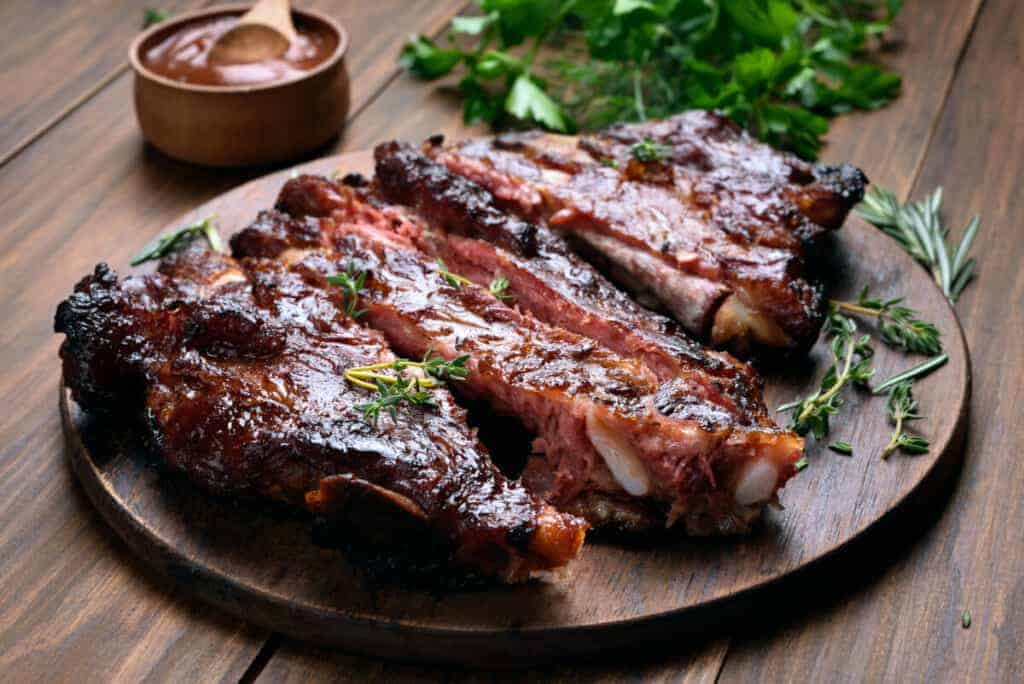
{"left": 400, "top": 1, "right": 903, "bottom": 159}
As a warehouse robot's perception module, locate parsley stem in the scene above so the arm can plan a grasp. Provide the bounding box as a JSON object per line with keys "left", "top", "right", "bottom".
{"left": 633, "top": 69, "right": 647, "bottom": 121}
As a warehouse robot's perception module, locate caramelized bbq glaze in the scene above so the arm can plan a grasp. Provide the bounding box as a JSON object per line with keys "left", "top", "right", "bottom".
{"left": 233, "top": 177, "right": 803, "bottom": 533}
{"left": 370, "top": 142, "right": 772, "bottom": 423}
{"left": 54, "top": 242, "right": 584, "bottom": 582}
{"left": 427, "top": 111, "right": 866, "bottom": 354}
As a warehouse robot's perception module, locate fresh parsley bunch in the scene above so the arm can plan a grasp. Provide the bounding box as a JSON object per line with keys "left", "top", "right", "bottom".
{"left": 401, "top": 0, "right": 903, "bottom": 159}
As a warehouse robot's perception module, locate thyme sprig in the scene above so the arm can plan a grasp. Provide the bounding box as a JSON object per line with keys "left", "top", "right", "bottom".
{"left": 489, "top": 275, "right": 513, "bottom": 300}
{"left": 131, "top": 217, "right": 223, "bottom": 266}
{"left": 325, "top": 265, "right": 368, "bottom": 319}
{"left": 881, "top": 380, "right": 929, "bottom": 458}
{"left": 830, "top": 287, "right": 942, "bottom": 355}
{"left": 354, "top": 376, "right": 436, "bottom": 425}
{"left": 856, "top": 186, "right": 981, "bottom": 302}
{"left": 778, "top": 312, "right": 874, "bottom": 439}
{"left": 437, "top": 259, "right": 472, "bottom": 289}
{"left": 345, "top": 352, "right": 470, "bottom": 424}
{"left": 630, "top": 139, "right": 671, "bottom": 163}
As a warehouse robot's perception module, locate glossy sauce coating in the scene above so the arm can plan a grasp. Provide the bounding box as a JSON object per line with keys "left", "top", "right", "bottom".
{"left": 142, "top": 15, "right": 338, "bottom": 87}
{"left": 235, "top": 181, "right": 803, "bottom": 532}
{"left": 54, "top": 243, "right": 584, "bottom": 581}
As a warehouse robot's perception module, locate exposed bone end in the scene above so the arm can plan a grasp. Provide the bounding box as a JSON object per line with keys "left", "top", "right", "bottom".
{"left": 733, "top": 458, "right": 781, "bottom": 506}
{"left": 210, "top": 271, "right": 248, "bottom": 288}
{"left": 280, "top": 247, "right": 315, "bottom": 265}
{"left": 586, "top": 409, "right": 651, "bottom": 496}
{"left": 711, "top": 294, "right": 791, "bottom": 351}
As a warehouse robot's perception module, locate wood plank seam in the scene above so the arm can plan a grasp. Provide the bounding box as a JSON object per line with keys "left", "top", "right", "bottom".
{"left": 337, "top": 1, "right": 473, "bottom": 132}
{"left": 706, "top": 1, "right": 988, "bottom": 678}
{"left": 0, "top": 0, "right": 214, "bottom": 170}
{"left": 899, "top": 0, "right": 987, "bottom": 203}
{"left": 0, "top": 63, "right": 128, "bottom": 169}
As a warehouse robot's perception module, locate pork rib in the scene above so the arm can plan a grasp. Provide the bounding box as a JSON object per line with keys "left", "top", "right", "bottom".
{"left": 369, "top": 142, "right": 771, "bottom": 426}
{"left": 234, "top": 186, "right": 804, "bottom": 533}
{"left": 426, "top": 111, "right": 866, "bottom": 354}
{"left": 55, "top": 242, "right": 585, "bottom": 582}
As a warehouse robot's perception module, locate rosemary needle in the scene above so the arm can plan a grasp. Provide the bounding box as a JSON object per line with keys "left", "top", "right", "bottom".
{"left": 873, "top": 354, "right": 948, "bottom": 395}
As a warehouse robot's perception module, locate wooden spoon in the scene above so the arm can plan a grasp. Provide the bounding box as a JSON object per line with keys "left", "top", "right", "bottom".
{"left": 208, "top": 0, "right": 298, "bottom": 65}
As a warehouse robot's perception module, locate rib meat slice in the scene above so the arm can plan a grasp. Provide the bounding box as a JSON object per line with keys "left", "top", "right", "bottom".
{"left": 233, "top": 190, "right": 804, "bottom": 534}
{"left": 426, "top": 111, "right": 866, "bottom": 354}
{"left": 54, "top": 241, "right": 585, "bottom": 582}
{"left": 369, "top": 142, "right": 771, "bottom": 426}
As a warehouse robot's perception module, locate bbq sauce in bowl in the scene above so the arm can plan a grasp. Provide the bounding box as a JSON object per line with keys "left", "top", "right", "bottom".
{"left": 130, "top": 5, "right": 350, "bottom": 166}
{"left": 142, "top": 14, "right": 338, "bottom": 87}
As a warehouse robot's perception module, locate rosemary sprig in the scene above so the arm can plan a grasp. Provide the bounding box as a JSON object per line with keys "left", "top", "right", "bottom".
{"left": 881, "top": 380, "right": 929, "bottom": 458}
{"left": 489, "top": 276, "right": 513, "bottom": 300}
{"left": 831, "top": 287, "right": 942, "bottom": 355}
{"left": 778, "top": 312, "right": 874, "bottom": 439}
{"left": 130, "top": 217, "right": 223, "bottom": 266}
{"left": 856, "top": 186, "right": 981, "bottom": 302}
{"left": 630, "top": 139, "right": 671, "bottom": 163}
{"left": 437, "top": 259, "right": 471, "bottom": 289}
{"left": 872, "top": 354, "right": 948, "bottom": 395}
{"left": 344, "top": 351, "right": 471, "bottom": 424}
{"left": 325, "top": 265, "right": 367, "bottom": 319}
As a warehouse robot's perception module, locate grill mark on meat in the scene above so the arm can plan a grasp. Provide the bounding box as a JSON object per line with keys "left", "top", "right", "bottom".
{"left": 426, "top": 111, "right": 866, "bottom": 354}
{"left": 234, "top": 195, "right": 804, "bottom": 534}
{"left": 55, "top": 241, "right": 585, "bottom": 582}
{"left": 366, "top": 146, "right": 774, "bottom": 427}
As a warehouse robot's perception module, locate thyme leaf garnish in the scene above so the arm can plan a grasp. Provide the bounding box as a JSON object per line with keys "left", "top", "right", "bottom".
{"left": 325, "top": 264, "right": 367, "bottom": 319}
{"left": 630, "top": 139, "right": 671, "bottom": 163}
{"left": 437, "top": 259, "right": 472, "bottom": 289}
{"left": 828, "top": 441, "right": 854, "bottom": 455}
{"left": 778, "top": 312, "right": 874, "bottom": 439}
{"left": 831, "top": 287, "right": 942, "bottom": 355}
{"left": 130, "top": 217, "right": 223, "bottom": 266}
{"left": 143, "top": 8, "right": 168, "bottom": 28}
{"left": 345, "top": 351, "right": 470, "bottom": 424}
{"left": 882, "top": 380, "right": 929, "bottom": 458}
{"left": 489, "top": 275, "right": 513, "bottom": 300}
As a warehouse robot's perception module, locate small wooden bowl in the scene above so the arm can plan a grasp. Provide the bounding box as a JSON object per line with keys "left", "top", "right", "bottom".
{"left": 130, "top": 4, "right": 350, "bottom": 167}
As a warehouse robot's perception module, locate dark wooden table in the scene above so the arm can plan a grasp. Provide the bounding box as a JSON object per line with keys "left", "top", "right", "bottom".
{"left": 1, "top": 1, "right": 1020, "bottom": 680}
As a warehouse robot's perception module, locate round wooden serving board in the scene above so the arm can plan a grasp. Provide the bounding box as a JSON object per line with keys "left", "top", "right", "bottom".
{"left": 61, "top": 151, "right": 970, "bottom": 665}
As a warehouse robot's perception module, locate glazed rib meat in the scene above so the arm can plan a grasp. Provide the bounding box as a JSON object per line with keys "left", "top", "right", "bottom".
{"left": 234, "top": 179, "right": 804, "bottom": 533}
{"left": 426, "top": 110, "right": 867, "bottom": 353}
{"left": 54, "top": 242, "right": 585, "bottom": 582}
{"left": 370, "top": 142, "right": 769, "bottom": 422}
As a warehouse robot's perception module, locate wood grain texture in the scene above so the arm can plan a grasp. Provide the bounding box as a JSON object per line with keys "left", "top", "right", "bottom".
{"left": 717, "top": 0, "right": 1024, "bottom": 680}
{"left": 0, "top": 0, "right": 204, "bottom": 164}
{"left": 56, "top": 150, "right": 967, "bottom": 667}
{"left": 0, "top": 2, "right": 468, "bottom": 681}
{"left": 820, "top": 0, "right": 985, "bottom": 193}
{"left": 256, "top": 636, "right": 732, "bottom": 682}
{"left": 0, "top": 0, "right": 1014, "bottom": 678}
